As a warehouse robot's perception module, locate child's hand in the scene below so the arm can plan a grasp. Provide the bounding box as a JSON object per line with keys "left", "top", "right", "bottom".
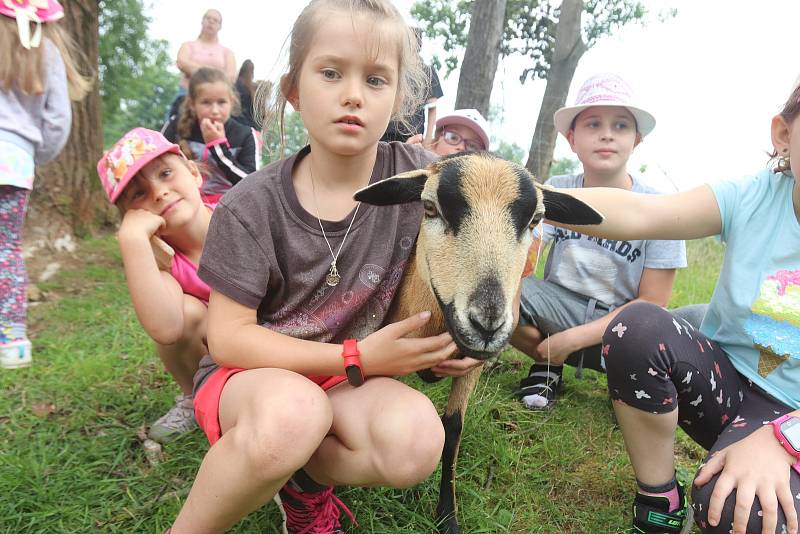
{"left": 535, "top": 330, "right": 578, "bottom": 365}
{"left": 359, "top": 311, "right": 457, "bottom": 377}
{"left": 200, "top": 118, "right": 226, "bottom": 143}
{"left": 119, "top": 208, "right": 166, "bottom": 242}
{"left": 694, "top": 425, "right": 798, "bottom": 534}
{"left": 431, "top": 356, "right": 484, "bottom": 378}
{"left": 406, "top": 133, "right": 434, "bottom": 151}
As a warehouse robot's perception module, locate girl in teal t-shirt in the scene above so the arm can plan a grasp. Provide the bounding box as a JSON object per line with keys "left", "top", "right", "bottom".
{"left": 556, "top": 85, "right": 800, "bottom": 534}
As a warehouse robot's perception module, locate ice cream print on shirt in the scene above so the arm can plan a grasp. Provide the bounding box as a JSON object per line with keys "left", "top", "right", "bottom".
{"left": 745, "top": 269, "right": 800, "bottom": 377}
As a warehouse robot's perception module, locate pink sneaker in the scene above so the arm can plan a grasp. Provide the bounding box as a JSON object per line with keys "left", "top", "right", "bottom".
{"left": 275, "top": 483, "right": 355, "bottom": 534}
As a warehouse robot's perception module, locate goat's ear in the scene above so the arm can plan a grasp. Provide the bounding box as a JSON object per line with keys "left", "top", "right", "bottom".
{"left": 354, "top": 169, "right": 430, "bottom": 206}
{"left": 538, "top": 185, "right": 604, "bottom": 225}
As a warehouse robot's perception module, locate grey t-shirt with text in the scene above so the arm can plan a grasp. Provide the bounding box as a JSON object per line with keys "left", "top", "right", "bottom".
{"left": 541, "top": 173, "right": 687, "bottom": 308}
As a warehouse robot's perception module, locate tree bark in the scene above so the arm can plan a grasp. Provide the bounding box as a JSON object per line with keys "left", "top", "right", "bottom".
{"left": 525, "top": 0, "right": 587, "bottom": 182}
{"left": 27, "top": 0, "right": 108, "bottom": 245}
{"left": 454, "top": 0, "right": 508, "bottom": 117}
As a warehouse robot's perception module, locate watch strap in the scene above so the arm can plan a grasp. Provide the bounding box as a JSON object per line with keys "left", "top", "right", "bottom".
{"left": 342, "top": 339, "right": 364, "bottom": 387}
{"left": 771, "top": 414, "right": 800, "bottom": 474}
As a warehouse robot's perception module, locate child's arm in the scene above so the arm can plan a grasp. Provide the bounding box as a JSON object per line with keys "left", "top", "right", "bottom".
{"left": 553, "top": 184, "right": 722, "bottom": 241}
{"left": 207, "top": 290, "right": 456, "bottom": 377}
{"left": 36, "top": 40, "right": 72, "bottom": 165}
{"left": 536, "top": 268, "right": 675, "bottom": 363}
{"left": 118, "top": 209, "right": 187, "bottom": 345}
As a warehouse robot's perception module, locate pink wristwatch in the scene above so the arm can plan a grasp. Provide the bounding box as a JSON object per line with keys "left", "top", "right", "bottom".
{"left": 770, "top": 413, "right": 800, "bottom": 475}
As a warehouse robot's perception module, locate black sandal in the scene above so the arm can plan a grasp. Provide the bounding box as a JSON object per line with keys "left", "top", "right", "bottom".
{"left": 513, "top": 364, "right": 563, "bottom": 410}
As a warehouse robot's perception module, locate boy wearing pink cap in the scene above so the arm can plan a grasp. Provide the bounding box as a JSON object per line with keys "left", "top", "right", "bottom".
{"left": 511, "top": 73, "right": 696, "bottom": 407}
{"left": 98, "top": 127, "right": 214, "bottom": 443}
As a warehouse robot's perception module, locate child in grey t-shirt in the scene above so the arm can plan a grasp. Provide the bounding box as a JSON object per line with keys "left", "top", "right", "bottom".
{"left": 510, "top": 73, "right": 695, "bottom": 410}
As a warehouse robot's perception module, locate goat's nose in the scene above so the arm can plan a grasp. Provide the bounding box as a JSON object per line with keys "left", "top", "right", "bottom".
{"left": 468, "top": 309, "right": 506, "bottom": 343}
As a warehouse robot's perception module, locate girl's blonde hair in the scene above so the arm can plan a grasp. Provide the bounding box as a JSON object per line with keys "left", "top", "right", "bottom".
{"left": 256, "top": 0, "right": 428, "bottom": 149}
{"left": 0, "top": 17, "right": 91, "bottom": 100}
{"left": 177, "top": 67, "right": 240, "bottom": 159}
{"left": 771, "top": 83, "right": 800, "bottom": 174}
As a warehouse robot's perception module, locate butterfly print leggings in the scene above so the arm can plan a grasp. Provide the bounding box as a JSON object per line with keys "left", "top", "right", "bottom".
{"left": 603, "top": 301, "right": 800, "bottom": 533}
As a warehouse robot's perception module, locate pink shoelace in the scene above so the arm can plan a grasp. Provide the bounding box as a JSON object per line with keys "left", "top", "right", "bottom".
{"left": 281, "top": 484, "right": 356, "bottom": 534}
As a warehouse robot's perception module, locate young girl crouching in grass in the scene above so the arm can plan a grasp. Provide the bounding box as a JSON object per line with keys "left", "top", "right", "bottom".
{"left": 165, "top": 1, "right": 488, "bottom": 533}
{"left": 558, "top": 83, "right": 800, "bottom": 534}
{"left": 98, "top": 128, "right": 212, "bottom": 444}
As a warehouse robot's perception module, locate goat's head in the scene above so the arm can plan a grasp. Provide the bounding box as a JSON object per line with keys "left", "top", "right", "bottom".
{"left": 356, "top": 152, "right": 603, "bottom": 360}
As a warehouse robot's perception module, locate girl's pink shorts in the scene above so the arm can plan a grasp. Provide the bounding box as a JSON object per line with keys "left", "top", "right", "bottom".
{"left": 193, "top": 367, "right": 347, "bottom": 446}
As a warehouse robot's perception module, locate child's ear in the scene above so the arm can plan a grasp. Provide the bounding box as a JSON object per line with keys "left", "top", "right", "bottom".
{"left": 634, "top": 132, "right": 643, "bottom": 148}
{"left": 187, "top": 160, "right": 203, "bottom": 188}
{"left": 771, "top": 115, "right": 791, "bottom": 155}
{"left": 566, "top": 129, "right": 577, "bottom": 151}
{"left": 280, "top": 74, "right": 300, "bottom": 111}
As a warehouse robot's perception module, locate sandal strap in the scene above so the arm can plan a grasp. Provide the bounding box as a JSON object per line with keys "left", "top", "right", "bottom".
{"left": 514, "top": 365, "right": 562, "bottom": 399}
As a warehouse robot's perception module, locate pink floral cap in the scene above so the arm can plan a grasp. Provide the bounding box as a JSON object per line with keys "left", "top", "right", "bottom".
{"left": 97, "top": 127, "right": 184, "bottom": 204}
{"left": 553, "top": 73, "right": 656, "bottom": 138}
{"left": 1, "top": 0, "right": 64, "bottom": 49}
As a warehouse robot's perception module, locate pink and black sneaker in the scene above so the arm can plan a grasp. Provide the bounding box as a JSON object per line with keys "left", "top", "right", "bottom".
{"left": 274, "top": 471, "right": 355, "bottom": 534}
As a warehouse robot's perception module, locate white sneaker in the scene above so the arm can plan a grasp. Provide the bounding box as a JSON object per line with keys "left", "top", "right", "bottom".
{"left": 147, "top": 394, "right": 198, "bottom": 443}
{"left": 1, "top": 339, "right": 32, "bottom": 369}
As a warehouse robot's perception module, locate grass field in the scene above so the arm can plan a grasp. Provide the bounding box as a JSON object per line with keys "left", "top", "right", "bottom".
{"left": 0, "top": 235, "right": 725, "bottom": 533}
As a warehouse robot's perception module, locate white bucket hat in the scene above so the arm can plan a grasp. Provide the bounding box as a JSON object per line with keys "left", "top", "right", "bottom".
{"left": 553, "top": 73, "right": 656, "bottom": 138}
{"left": 435, "top": 109, "right": 491, "bottom": 151}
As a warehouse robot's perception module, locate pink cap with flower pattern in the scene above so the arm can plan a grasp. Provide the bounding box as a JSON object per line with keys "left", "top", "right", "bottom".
{"left": 1, "top": 0, "right": 64, "bottom": 49}
{"left": 97, "top": 127, "right": 184, "bottom": 204}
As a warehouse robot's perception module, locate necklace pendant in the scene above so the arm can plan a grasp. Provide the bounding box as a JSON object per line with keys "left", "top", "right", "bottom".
{"left": 325, "top": 261, "right": 341, "bottom": 287}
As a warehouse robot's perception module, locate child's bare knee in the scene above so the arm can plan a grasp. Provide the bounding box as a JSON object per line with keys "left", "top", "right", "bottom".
{"left": 234, "top": 385, "right": 332, "bottom": 479}
{"left": 375, "top": 392, "right": 444, "bottom": 487}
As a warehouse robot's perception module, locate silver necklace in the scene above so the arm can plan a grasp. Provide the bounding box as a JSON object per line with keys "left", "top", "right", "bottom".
{"left": 309, "top": 165, "right": 361, "bottom": 287}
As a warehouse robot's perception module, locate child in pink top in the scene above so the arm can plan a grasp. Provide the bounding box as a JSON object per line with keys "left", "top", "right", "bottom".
{"left": 97, "top": 127, "right": 212, "bottom": 444}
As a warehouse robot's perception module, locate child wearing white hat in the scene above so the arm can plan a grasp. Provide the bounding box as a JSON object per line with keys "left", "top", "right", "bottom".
{"left": 511, "top": 73, "right": 697, "bottom": 417}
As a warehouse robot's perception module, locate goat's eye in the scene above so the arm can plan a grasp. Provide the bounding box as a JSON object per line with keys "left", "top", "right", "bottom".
{"left": 423, "top": 200, "right": 439, "bottom": 219}
{"left": 528, "top": 215, "right": 542, "bottom": 230}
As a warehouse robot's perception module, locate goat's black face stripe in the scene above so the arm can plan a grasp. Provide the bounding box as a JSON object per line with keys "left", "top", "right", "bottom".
{"left": 509, "top": 167, "right": 537, "bottom": 240}
{"left": 437, "top": 159, "right": 469, "bottom": 235}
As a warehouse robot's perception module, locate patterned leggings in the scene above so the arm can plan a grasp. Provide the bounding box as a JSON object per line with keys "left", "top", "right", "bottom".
{"left": 603, "top": 302, "right": 800, "bottom": 533}
{"left": 0, "top": 185, "right": 29, "bottom": 344}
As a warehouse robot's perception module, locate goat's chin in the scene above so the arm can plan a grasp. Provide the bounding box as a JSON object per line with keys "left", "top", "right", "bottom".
{"left": 448, "top": 319, "right": 512, "bottom": 361}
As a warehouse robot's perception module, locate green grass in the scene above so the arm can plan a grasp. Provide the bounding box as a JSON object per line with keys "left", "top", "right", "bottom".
{"left": 0, "top": 236, "right": 725, "bottom": 533}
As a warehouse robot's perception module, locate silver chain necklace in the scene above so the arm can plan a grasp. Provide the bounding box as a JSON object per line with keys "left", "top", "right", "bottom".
{"left": 309, "top": 165, "right": 361, "bottom": 287}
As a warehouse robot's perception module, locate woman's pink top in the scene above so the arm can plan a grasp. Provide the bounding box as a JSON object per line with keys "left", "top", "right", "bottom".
{"left": 180, "top": 40, "right": 230, "bottom": 88}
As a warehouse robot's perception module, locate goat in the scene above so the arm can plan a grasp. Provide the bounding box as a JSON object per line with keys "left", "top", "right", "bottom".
{"left": 355, "top": 152, "right": 603, "bottom": 534}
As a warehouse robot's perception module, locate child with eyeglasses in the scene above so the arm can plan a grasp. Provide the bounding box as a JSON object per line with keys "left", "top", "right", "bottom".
{"left": 408, "top": 108, "right": 490, "bottom": 155}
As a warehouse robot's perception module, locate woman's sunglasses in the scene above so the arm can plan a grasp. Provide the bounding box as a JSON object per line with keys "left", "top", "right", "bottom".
{"left": 440, "top": 128, "right": 484, "bottom": 152}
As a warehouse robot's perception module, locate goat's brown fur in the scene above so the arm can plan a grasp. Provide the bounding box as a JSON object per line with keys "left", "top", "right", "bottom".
{"left": 356, "top": 152, "right": 603, "bottom": 534}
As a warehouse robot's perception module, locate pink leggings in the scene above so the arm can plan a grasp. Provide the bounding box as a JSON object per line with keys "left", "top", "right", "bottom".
{"left": 0, "top": 185, "right": 29, "bottom": 343}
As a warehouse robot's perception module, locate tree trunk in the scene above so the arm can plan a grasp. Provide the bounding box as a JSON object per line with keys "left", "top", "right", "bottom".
{"left": 454, "top": 0, "right": 508, "bottom": 117}
{"left": 525, "top": 0, "right": 587, "bottom": 182}
{"left": 27, "top": 0, "right": 108, "bottom": 247}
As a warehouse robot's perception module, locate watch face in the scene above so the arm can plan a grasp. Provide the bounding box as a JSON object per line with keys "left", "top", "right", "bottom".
{"left": 781, "top": 417, "right": 800, "bottom": 452}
